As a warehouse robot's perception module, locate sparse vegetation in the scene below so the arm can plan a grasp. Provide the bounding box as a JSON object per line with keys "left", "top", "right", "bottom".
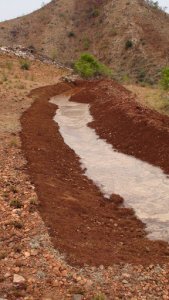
{"left": 122, "top": 74, "right": 131, "bottom": 84}
{"left": 30, "top": 197, "right": 38, "bottom": 206}
{"left": 146, "top": 0, "right": 160, "bottom": 9}
{"left": 50, "top": 49, "right": 57, "bottom": 61}
{"left": 87, "top": 7, "right": 100, "bottom": 18}
{"left": 10, "top": 199, "right": 23, "bottom": 209}
{"left": 1, "top": 72, "right": 8, "bottom": 82}
{"left": 125, "top": 40, "right": 133, "bottom": 49}
{"left": 20, "top": 60, "right": 30, "bottom": 70}
{"left": 92, "top": 293, "right": 106, "bottom": 300}
{"left": 10, "top": 139, "right": 19, "bottom": 147}
{"left": 6, "top": 61, "right": 13, "bottom": 71}
{"left": 90, "top": 8, "right": 100, "bottom": 18}
{"left": 110, "top": 27, "right": 117, "bottom": 36}
{"left": 137, "top": 69, "right": 146, "bottom": 83}
{"left": 145, "top": 0, "right": 166, "bottom": 11}
{"left": 160, "top": 67, "right": 169, "bottom": 90}
{"left": 126, "top": 84, "right": 169, "bottom": 115}
{"left": 83, "top": 37, "right": 91, "bottom": 50}
{"left": 12, "top": 220, "right": 23, "bottom": 229}
{"left": 74, "top": 53, "right": 112, "bottom": 78}
{"left": 68, "top": 31, "right": 75, "bottom": 38}
{"left": 10, "top": 185, "right": 18, "bottom": 193}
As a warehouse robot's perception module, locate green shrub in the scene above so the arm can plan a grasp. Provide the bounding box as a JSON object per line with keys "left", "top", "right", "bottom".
{"left": 125, "top": 40, "right": 133, "bottom": 49}
{"left": 68, "top": 31, "right": 75, "bottom": 38}
{"left": 74, "top": 53, "right": 112, "bottom": 78}
{"left": 50, "top": 49, "right": 57, "bottom": 61}
{"left": 20, "top": 60, "right": 30, "bottom": 70}
{"left": 160, "top": 67, "right": 169, "bottom": 90}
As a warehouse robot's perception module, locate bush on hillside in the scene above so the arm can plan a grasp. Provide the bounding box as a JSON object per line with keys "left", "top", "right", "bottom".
{"left": 74, "top": 53, "right": 112, "bottom": 78}
{"left": 145, "top": 0, "right": 167, "bottom": 11}
{"left": 20, "top": 60, "right": 30, "bottom": 70}
{"left": 160, "top": 67, "right": 169, "bottom": 90}
{"left": 68, "top": 31, "right": 75, "bottom": 38}
{"left": 125, "top": 40, "right": 133, "bottom": 49}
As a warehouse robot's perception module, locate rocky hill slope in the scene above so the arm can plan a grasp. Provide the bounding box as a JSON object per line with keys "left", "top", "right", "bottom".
{"left": 0, "top": 0, "right": 169, "bottom": 82}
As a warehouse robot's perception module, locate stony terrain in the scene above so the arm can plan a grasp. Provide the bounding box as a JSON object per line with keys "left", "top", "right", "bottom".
{"left": 0, "top": 0, "right": 169, "bottom": 81}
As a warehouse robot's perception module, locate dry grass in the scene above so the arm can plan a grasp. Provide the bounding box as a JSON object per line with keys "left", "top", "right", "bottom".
{"left": 126, "top": 84, "right": 169, "bottom": 116}
{"left": 0, "top": 53, "right": 66, "bottom": 136}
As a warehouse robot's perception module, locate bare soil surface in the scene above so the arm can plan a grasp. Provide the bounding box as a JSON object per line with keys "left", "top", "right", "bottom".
{"left": 21, "top": 80, "right": 169, "bottom": 269}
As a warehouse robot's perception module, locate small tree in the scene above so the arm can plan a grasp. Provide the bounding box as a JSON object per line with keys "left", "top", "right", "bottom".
{"left": 74, "top": 53, "right": 112, "bottom": 78}
{"left": 160, "top": 67, "right": 169, "bottom": 90}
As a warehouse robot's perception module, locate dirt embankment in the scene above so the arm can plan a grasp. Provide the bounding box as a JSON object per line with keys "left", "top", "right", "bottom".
{"left": 71, "top": 80, "right": 169, "bottom": 175}
{"left": 21, "top": 80, "right": 169, "bottom": 267}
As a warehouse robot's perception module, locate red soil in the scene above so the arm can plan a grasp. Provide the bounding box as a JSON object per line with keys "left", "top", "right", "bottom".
{"left": 20, "top": 80, "right": 169, "bottom": 267}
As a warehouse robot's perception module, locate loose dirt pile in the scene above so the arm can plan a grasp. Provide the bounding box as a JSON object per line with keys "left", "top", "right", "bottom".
{"left": 71, "top": 80, "right": 169, "bottom": 174}
{"left": 21, "top": 80, "right": 169, "bottom": 269}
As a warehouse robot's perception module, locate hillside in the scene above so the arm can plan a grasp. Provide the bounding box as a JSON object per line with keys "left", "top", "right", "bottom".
{"left": 0, "top": 0, "right": 169, "bottom": 82}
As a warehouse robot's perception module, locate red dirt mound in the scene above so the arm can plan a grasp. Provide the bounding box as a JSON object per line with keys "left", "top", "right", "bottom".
{"left": 21, "top": 80, "right": 169, "bottom": 267}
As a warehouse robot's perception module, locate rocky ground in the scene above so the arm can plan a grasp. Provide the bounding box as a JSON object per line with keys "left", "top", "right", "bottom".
{"left": 1, "top": 53, "right": 169, "bottom": 299}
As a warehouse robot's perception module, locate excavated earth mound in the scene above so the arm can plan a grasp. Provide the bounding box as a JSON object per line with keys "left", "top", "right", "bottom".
{"left": 21, "top": 80, "right": 169, "bottom": 267}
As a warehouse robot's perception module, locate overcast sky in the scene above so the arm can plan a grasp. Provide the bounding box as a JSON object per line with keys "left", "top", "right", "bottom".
{"left": 0, "top": 0, "right": 168, "bottom": 21}
{"left": 0, "top": 0, "right": 51, "bottom": 21}
{"left": 159, "top": 0, "right": 169, "bottom": 10}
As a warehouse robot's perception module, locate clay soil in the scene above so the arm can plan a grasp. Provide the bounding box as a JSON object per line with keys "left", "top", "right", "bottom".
{"left": 21, "top": 79, "right": 169, "bottom": 268}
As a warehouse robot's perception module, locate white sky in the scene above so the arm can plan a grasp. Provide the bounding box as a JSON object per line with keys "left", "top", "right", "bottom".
{"left": 0, "top": 0, "right": 51, "bottom": 21}
{"left": 0, "top": 0, "right": 168, "bottom": 21}
{"left": 158, "top": 0, "right": 169, "bottom": 10}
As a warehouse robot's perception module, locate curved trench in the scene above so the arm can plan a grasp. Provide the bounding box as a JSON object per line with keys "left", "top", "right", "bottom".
{"left": 51, "top": 94, "right": 169, "bottom": 242}
{"left": 21, "top": 81, "right": 169, "bottom": 266}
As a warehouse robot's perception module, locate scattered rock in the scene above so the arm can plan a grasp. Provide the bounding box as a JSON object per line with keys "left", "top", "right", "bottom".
{"left": 24, "top": 251, "right": 30, "bottom": 258}
{"left": 30, "top": 249, "right": 38, "bottom": 256}
{"left": 13, "top": 267, "right": 20, "bottom": 273}
{"left": 37, "top": 270, "right": 46, "bottom": 279}
{"left": 53, "top": 279, "right": 59, "bottom": 287}
{"left": 4, "top": 272, "right": 11, "bottom": 278}
{"left": 109, "top": 194, "right": 123, "bottom": 205}
{"left": 13, "top": 274, "right": 26, "bottom": 284}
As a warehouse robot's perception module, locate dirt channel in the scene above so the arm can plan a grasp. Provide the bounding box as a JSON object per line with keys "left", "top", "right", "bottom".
{"left": 21, "top": 80, "right": 169, "bottom": 267}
